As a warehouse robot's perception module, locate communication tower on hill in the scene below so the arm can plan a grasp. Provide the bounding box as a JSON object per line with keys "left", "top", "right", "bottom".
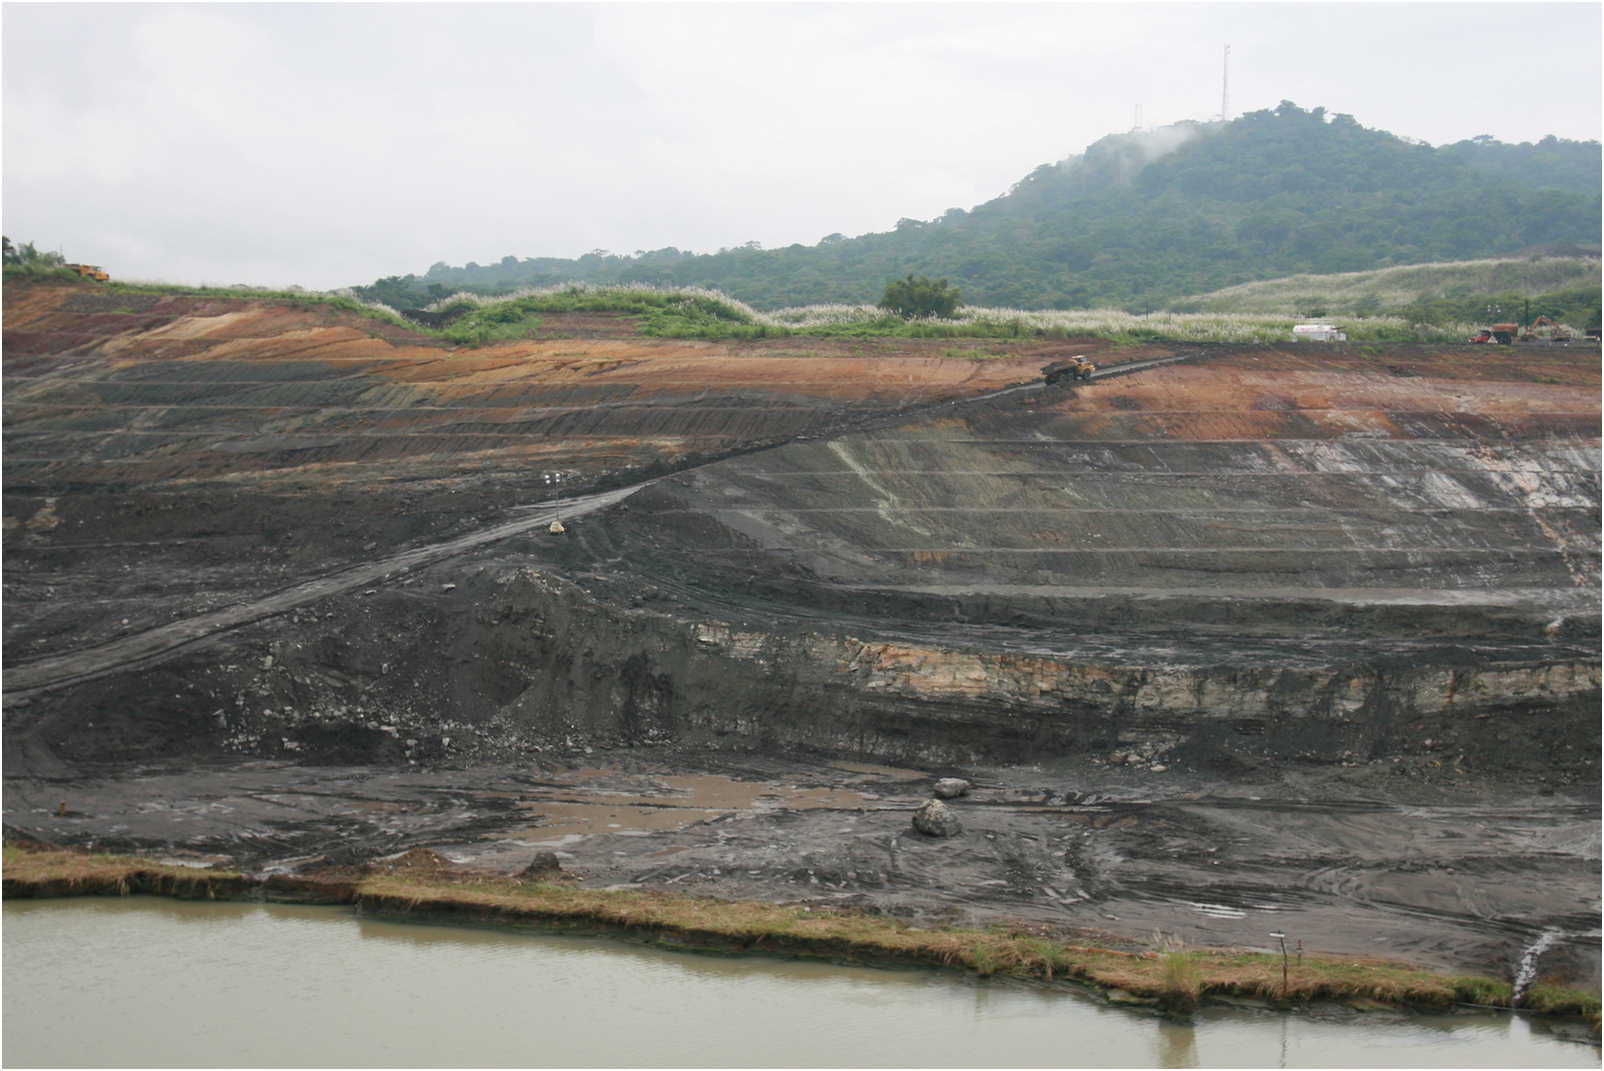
{"left": 1220, "top": 44, "right": 1230, "bottom": 121}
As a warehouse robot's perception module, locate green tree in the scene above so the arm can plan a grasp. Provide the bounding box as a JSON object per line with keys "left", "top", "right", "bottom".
{"left": 3, "top": 237, "right": 66, "bottom": 271}
{"left": 878, "top": 273, "right": 961, "bottom": 318}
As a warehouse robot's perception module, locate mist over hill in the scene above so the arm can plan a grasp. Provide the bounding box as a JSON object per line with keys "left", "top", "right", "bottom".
{"left": 356, "top": 102, "right": 1600, "bottom": 313}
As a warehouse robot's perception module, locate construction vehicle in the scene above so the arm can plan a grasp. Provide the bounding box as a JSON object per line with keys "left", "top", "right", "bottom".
{"left": 65, "top": 263, "right": 109, "bottom": 282}
{"left": 1520, "top": 315, "right": 1572, "bottom": 343}
{"left": 1468, "top": 323, "right": 1518, "bottom": 345}
{"left": 1042, "top": 355, "right": 1096, "bottom": 383}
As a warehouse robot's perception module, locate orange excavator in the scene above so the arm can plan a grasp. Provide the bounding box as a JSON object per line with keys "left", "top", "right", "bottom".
{"left": 1520, "top": 315, "right": 1572, "bottom": 343}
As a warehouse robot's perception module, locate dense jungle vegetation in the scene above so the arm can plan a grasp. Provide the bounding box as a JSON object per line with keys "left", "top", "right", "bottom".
{"left": 352, "top": 103, "right": 1600, "bottom": 315}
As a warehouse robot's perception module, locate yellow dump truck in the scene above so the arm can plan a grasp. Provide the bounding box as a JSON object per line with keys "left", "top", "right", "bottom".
{"left": 1042, "top": 355, "right": 1096, "bottom": 383}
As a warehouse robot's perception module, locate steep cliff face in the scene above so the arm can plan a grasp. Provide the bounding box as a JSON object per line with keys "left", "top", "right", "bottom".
{"left": 37, "top": 556, "right": 1590, "bottom": 782}
{"left": 453, "top": 569, "right": 1598, "bottom": 775}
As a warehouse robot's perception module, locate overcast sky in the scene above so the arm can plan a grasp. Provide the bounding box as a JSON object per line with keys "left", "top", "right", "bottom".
{"left": 4, "top": 2, "right": 1599, "bottom": 291}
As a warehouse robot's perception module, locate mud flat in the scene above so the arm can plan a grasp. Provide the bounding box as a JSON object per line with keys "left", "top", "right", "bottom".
{"left": 3, "top": 281, "right": 1598, "bottom": 997}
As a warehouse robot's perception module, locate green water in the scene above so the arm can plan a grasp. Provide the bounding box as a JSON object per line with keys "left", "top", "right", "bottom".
{"left": 3, "top": 898, "right": 1596, "bottom": 1068}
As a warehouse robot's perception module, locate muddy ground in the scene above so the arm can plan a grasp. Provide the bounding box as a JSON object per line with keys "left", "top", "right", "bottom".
{"left": 5, "top": 748, "right": 1597, "bottom": 991}
{"left": 4, "top": 281, "right": 1598, "bottom": 994}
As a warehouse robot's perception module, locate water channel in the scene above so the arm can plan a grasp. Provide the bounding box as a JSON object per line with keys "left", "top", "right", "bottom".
{"left": 4, "top": 898, "right": 1596, "bottom": 1068}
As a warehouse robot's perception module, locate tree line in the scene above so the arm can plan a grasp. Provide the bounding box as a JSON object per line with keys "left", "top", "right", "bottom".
{"left": 353, "top": 103, "right": 1600, "bottom": 314}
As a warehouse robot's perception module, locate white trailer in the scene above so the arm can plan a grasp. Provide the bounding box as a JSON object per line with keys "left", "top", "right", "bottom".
{"left": 1292, "top": 323, "right": 1347, "bottom": 342}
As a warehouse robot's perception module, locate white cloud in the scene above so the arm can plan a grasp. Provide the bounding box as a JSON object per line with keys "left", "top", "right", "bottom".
{"left": 3, "top": 3, "right": 1598, "bottom": 291}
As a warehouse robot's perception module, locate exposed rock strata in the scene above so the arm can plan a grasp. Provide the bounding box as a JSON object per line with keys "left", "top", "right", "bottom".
{"left": 3, "top": 282, "right": 1598, "bottom": 781}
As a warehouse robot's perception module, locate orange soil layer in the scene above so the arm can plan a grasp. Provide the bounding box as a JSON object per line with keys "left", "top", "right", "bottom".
{"left": 6, "top": 283, "right": 1598, "bottom": 488}
{"left": 0, "top": 284, "right": 1057, "bottom": 488}
{"left": 4, "top": 284, "right": 1048, "bottom": 401}
{"left": 1038, "top": 352, "right": 1599, "bottom": 442}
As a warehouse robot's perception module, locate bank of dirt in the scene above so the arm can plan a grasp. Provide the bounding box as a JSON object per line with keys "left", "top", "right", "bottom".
{"left": 8, "top": 841, "right": 1599, "bottom": 1030}
{"left": 3, "top": 279, "right": 1598, "bottom": 1000}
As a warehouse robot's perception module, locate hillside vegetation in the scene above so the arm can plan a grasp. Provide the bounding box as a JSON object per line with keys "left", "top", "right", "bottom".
{"left": 9, "top": 253, "right": 1593, "bottom": 347}
{"left": 407, "top": 264, "right": 1591, "bottom": 345}
{"left": 409, "top": 248, "right": 1601, "bottom": 344}
{"left": 1169, "top": 256, "right": 1601, "bottom": 331}
{"left": 353, "top": 103, "right": 1601, "bottom": 314}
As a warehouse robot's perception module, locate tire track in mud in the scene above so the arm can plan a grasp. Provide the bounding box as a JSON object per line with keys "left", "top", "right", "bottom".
{"left": 1099, "top": 795, "right": 1602, "bottom": 962}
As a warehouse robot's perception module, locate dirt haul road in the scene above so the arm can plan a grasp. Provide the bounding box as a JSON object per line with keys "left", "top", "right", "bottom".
{"left": 3, "top": 280, "right": 1598, "bottom": 994}
{"left": 3, "top": 485, "right": 644, "bottom": 699}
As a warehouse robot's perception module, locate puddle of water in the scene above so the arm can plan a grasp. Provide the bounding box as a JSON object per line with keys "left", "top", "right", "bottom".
{"left": 829, "top": 759, "right": 930, "bottom": 781}
{"left": 496, "top": 769, "right": 881, "bottom": 841}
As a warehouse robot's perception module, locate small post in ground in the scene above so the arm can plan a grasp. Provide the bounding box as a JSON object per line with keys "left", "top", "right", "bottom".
{"left": 1270, "top": 930, "right": 1288, "bottom": 995}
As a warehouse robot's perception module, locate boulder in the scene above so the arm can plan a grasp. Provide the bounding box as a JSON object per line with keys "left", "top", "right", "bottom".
{"left": 518, "top": 850, "right": 563, "bottom": 880}
{"left": 912, "top": 798, "right": 962, "bottom": 838}
{"left": 933, "top": 777, "right": 971, "bottom": 799}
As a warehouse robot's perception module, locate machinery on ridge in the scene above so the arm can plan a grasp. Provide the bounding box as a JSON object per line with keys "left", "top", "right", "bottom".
{"left": 1042, "top": 355, "right": 1096, "bottom": 384}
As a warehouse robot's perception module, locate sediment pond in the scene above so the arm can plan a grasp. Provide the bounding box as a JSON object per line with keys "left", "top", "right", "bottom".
{"left": 4, "top": 898, "right": 1595, "bottom": 1068}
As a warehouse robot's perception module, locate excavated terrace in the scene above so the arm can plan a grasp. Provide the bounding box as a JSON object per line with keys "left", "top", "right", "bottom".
{"left": 3, "top": 280, "right": 1598, "bottom": 990}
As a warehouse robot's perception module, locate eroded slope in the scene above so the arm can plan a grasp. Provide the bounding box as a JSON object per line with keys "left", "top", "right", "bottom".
{"left": 6, "top": 283, "right": 1598, "bottom": 989}
{"left": 3, "top": 282, "right": 1056, "bottom": 660}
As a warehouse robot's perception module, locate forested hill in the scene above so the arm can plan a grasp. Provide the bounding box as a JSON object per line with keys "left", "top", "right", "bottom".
{"left": 357, "top": 102, "right": 1601, "bottom": 313}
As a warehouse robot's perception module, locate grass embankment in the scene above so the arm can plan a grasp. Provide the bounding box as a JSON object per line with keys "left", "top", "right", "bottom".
{"left": 355, "top": 873, "right": 1532, "bottom": 1016}
{"left": 2, "top": 844, "right": 248, "bottom": 900}
{"left": 7, "top": 843, "right": 1597, "bottom": 1025}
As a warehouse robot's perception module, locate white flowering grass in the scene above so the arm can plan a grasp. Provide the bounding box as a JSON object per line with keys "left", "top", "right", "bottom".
{"left": 766, "top": 302, "right": 886, "bottom": 326}
{"left": 421, "top": 281, "right": 765, "bottom": 323}
{"left": 768, "top": 301, "right": 1474, "bottom": 341}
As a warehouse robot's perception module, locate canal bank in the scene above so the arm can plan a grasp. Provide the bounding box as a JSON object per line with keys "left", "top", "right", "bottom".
{"left": 5, "top": 842, "right": 1597, "bottom": 1031}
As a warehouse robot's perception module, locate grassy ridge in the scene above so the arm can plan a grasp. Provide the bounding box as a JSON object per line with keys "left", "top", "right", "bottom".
{"left": 421, "top": 282, "right": 1485, "bottom": 344}
{"left": 2, "top": 265, "right": 419, "bottom": 333}
{"left": 429, "top": 284, "right": 765, "bottom": 343}
{"left": 7, "top": 843, "right": 1597, "bottom": 1025}
{"left": 10, "top": 258, "right": 1598, "bottom": 346}
{"left": 416, "top": 260, "right": 1601, "bottom": 344}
